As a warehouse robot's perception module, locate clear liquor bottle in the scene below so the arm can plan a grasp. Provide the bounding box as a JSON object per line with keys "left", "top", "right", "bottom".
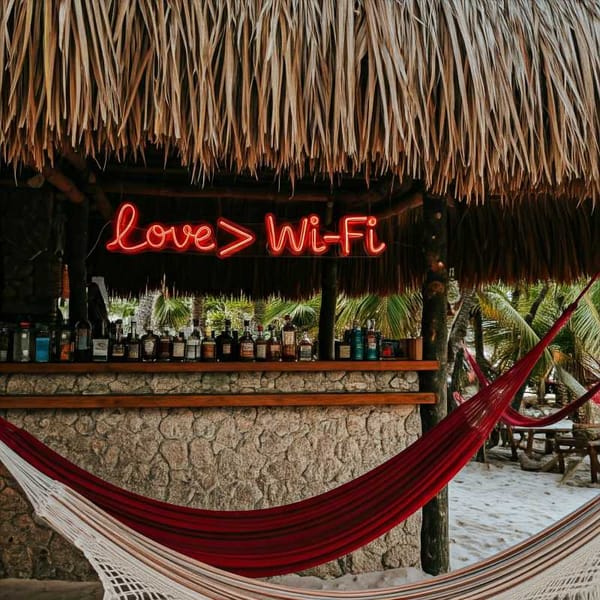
{"left": 141, "top": 329, "right": 158, "bottom": 362}
{"left": 171, "top": 330, "right": 186, "bottom": 362}
{"left": 185, "top": 319, "right": 201, "bottom": 361}
{"left": 255, "top": 325, "right": 267, "bottom": 361}
{"left": 298, "top": 330, "right": 313, "bottom": 362}
{"left": 110, "top": 319, "right": 126, "bottom": 361}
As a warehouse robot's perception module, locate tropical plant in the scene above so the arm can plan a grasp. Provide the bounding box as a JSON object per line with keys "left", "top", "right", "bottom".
{"left": 152, "top": 291, "right": 191, "bottom": 331}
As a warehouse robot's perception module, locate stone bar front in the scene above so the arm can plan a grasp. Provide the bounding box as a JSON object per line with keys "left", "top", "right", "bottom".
{"left": 0, "top": 361, "right": 437, "bottom": 581}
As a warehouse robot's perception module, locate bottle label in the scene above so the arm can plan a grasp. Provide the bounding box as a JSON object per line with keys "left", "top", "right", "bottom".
{"left": 0, "top": 350, "right": 7, "bottom": 362}
{"left": 128, "top": 344, "right": 140, "bottom": 359}
{"left": 185, "top": 340, "right": 199, "bottom": 359}
{"left": 256, "top": 344, "right": 267, "bottom": 359}
{"left": 240, "top": 341, "right": 254, "bottom": 359}
{"left": 172, "top": 341, "right": 185, "bottom": 358}
{"left": 269, "top": 342, "right": 281, "bottom": 359}
{"left": 299, "top": 346, "right": 312, "bottom": 361}
{"left": 59, "top": 342, "right": 72, "bottom": 361}
{"left": 222, "top": 342, "right": 232, "bottom": 356}
{"left": 111, "top": 343, "right": 125, "bottom": 358}
{"left": 202, "top": 343, "right": 216, "bottom": 359}
{"left": 92, "top": 339, "right": 109, "bottom": 360}
{"left": 143, "top": 339, "right": 155, "bottom": 355}
{"left": 76, "top": 330, "right": 90, "bottom": 351}
{"left": 35, "top": 339, "right": 51, "bottom": 363}
{"left": 282, "top": 331, "right": 295, "bottom": 347}
{"left": 338, "top": 344, "right": 351, "bottom": 359}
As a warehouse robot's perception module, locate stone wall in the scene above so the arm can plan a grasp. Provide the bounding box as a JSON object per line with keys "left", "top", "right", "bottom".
{"left": 0, "top": 369, "right": 423, "bottom": 581}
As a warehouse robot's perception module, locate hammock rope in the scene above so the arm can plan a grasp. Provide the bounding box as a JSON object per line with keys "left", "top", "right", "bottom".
{"left": 0, "top": 274, "right": 598, "bottom": 577}
{"left": 1, "top": 441, "right": 599, "bottom": 600}
{"left": 462, "top": 347, "right": 600, "bottom": 427}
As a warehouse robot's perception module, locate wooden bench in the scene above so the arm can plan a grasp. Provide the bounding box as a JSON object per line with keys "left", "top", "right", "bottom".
{"left": 554, "top": 437, "right": 600, "bottom": 483}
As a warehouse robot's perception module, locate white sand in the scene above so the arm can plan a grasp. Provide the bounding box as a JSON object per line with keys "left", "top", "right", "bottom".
{"left": 272, "top": 447, "right": 600, "bottom": 590}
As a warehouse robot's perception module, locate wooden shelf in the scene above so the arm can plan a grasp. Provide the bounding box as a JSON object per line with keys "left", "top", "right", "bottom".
{"left": 0, "top": 360, "right": 439, "bottom": 374}
{"left": 0, "top": 392, "right": 436, "bottom": 408}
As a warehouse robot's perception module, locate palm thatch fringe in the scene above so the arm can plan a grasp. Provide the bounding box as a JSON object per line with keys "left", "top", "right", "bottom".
{"left": 0, "top": 1, "right": 598, "bottom": 200}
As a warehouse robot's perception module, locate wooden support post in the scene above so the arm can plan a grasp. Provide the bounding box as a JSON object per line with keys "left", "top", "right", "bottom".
{"left": 65, "top": 198, "right": 89, "bottom": 324}
{"left": 318, "top": 201, "right": 337, "bottom": 360}
{"left": 419, "top": 194, "right": 449, "bottom": 575}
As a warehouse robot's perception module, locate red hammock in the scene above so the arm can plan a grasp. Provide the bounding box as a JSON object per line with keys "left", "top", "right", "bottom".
{"left": 461, "top": 347, "right": 600, "bottom": 427}
{"left": 0, "top": 276, "right": 597, "bottom": 577}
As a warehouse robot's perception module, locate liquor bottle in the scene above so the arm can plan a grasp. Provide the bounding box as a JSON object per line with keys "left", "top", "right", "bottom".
{"left": 298, "top": 330, "right": 313, "bottom": 362}
{"left": 231, "top": 330, "right": 240, "bottom": 361}
{"left": 238, "top": 319, "right": 255, "bottom": 361}
{"left": 255, "top": 325, "right": 267, "bottom": 361}
{"left": 74, "top": 318, "right": 92, "bottom": 362}
{"left": 365, "top": 319, "right": 379, "bottom": 360}
{"left": 91, "top": 319, "right": 110, "bottom": 362}
{"left": 350, "top": 320, "right": 364, "bottom": 360}
{"left": 216, "top": 319, "right": 234, "bottom": 361}
{"left": 57, "top": 327, "right": 74, "bottom": 362}
{"left": 185, "top": 319, "right": 201, "bottom": 361}
{"left": 126, "top": 320, "right": 141, "bottom": 362}
{"left": 336, "top": 328, "right": 352, "bottom": 360}
{"left": 110, "top": 319, "right": 126, "bottom": 361}
{"left": 34, "top": 324, "right": 51, "bottom": 363}
{"left": 141, "top": 329, "right": 158, "bottom": 361}
{"left": 201, "top": 329, "right": 217, "bottom": 361}
{"left": 158, "top": 330, "right": 172, "bottom": 361}
{"left": 281, "top": 315, "right": 297, "bottom": 361}
{"left": 171, "top": 330, "right": 186, "bottom": 362}
{"left": 267, "top": 325, "right": 281, "bottom": 361}
{"left": 0, "top": 327, "right": 9, "bottom": 362}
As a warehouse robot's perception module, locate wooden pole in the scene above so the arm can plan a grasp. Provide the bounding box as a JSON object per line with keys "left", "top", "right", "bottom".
{"left": 318, "top": 202, "right": 337, "bottom": 360}
{"left": 65, "top": 197, "right": 89, "bottom": 323}
{"left": 419, "top": 194, "right": 449, "bottom": 575}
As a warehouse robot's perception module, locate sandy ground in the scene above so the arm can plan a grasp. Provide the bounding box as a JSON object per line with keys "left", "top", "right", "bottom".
{"left": 1, "top": 445, "right": 598, "bottom": 598}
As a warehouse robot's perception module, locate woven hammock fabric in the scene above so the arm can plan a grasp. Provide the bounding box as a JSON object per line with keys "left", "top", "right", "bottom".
{"left": 463, "top": 348, "right": 600, "bottom": 428}
{"left": 2, "top": 441, "right": 600, "bottom": 600}
{"left": 0, "top": 275, "right": 597, "bottom": 577}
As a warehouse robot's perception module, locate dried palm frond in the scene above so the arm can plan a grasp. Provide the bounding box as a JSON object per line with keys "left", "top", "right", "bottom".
{"left": 0, "top": 0, "right": 598, "bottom": 200}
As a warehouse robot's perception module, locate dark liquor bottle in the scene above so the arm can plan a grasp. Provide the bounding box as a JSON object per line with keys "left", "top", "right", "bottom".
{"left": 158, "top": 330, "right": 172, "bottom": 361}
{"left": 336, "top": 328, "right": 352, "bottom": 360}
{"left": 365, "top": 319, "right": 379, "bottom": 360}
{"left": 126, "top": 320, "right": 141, "bottom": 362}
{"left": 0, "top": 327, "right": 9, "bottom": 362}
{"left": 110, "top": 319, "right": 126, "bottom": 361}
{"left": 74, "top": 318, "right": 92, "bottom": 362}
{"left": 57, "top": 327, "right": 74, "bottom": 362}
{"left": 185, "top": 319, "right": 201, "bottom": 361}
{"left": 92, "top": 319, "right": 110, "bottom": 362}
{"left": 34, "top": 324, "right": 51, "bottom": 363}
{"left": 267, "top": 325, "right": 281, "bottom": 361}
{"left": 350, "top": 320, "right": 364, "bottom": 360}
{"left": 201, "top": 329, "right": 217, "bottom": 361}
{"left": 281, "top": 315, "right": 297, "bottom": 361}
{"left": 171, "top": 330, "right": 186, "bottom": 362}
{"left": 141, "top": 329, "right": 158, "bottom": 362}
{"left": 298, "top": 330, "right": 313, "bottom": 362}
{"left": 255, "top": 325, "right": 267, "bottom": 361}
{"left": 238, "top": 319, "right": 255, "bottom": 361}
{"left": 216, "top": 319, "right": 234, "bottom": 361}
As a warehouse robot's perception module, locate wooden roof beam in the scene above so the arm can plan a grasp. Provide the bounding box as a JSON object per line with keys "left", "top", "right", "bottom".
{"left": 41, "top": 166, "right": 86, "bottom": 204}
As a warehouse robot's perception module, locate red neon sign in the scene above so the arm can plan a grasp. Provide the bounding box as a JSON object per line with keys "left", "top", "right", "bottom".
{"left": 106, "top": 203, "right": 386, "bottom": 258}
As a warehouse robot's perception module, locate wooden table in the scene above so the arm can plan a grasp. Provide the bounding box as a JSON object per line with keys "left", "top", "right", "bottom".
{"left": 507, "top": 423, "right": 573, "bottom": 459}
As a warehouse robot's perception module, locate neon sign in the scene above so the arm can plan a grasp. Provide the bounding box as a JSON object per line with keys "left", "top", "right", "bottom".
{"left": 106, "top": 202, "right": 386, "bottom": 258}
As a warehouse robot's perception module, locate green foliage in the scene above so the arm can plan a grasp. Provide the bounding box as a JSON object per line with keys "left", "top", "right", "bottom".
{"left": 152, "top": 293, "right": 191, "bottom": 331}
{"left": 108, "top": 297, "right": 139, "bottom": 321}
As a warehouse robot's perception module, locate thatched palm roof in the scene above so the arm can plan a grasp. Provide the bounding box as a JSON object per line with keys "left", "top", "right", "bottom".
{"left": 1, "top": 0, "right": 599, "bottom": 200}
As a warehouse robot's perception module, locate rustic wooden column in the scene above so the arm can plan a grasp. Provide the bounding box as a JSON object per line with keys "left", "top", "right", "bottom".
{"left": 419, "top": 194, "right": 449, "bottom": 575}
{"left": 65, "top": 197, "right": 89, "bottom": 323}
{"left": 318, "top": 201, "right": 337, "bottom": 360}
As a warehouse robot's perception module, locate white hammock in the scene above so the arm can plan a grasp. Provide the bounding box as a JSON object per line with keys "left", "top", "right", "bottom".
{"left": 2, "top": 439, "right": 600, "bottom": 600}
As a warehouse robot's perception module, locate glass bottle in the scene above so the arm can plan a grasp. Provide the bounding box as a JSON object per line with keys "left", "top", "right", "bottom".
{"left": 92, "top": 319, "right": 110, "bottom": 362}
{"left": 141, "top": 329, "right": 158, "bottom": 361}
{"left": 171, "top": 330, "right": 186, "bottom": 362}
{"left": 255, "top": 325, "right": 267, "bottom": 361}
{"left": 158, "top": 330, "right": 172, "bottom": 361}
{"left": 298, "top": 330, "right": 313, "bottom": 362}
{"left": 185, "top": 319, "right": 201, "bottom": 361}
{"left": 57, "top": 327, "right": 74, "bottom": 362}
{"left": 34, "top": 324, "right": 51, "bottom": 363}
{"left": 110, "top": 319, "right": 126, "bottom": 361}
{"left": 238, "top": 319, "right": 255, "bottom": 361}
{"left": 365, "top": 319, "right": 379, "bottom": 360}
{"left": 74, "top": 318, "right": 92, "bottom": 362}
{"left": 126, "top": 320, "right": 141, "bottom": 362}
{"left": 201, "top": 329, "right": 217, "bottom": 361}
{"left": 281, "top": 315, "right": 297, "bottom": 361}
{"left": 216, "top": 319, "right": 234, "bottom": 361}
{"left": 336, "top": 328, "right": 352, "bottom": 360}
{"left": 231, "top": 329, "right": 240, "bottom": 361}
{"left": 267, "top": 325, "right": 281, "bottom": 361}
{"left": 350, "top": 320, "right": 364, "bottom": 360}
{"left": 0, "top": 327, "right": 10, "bottom": 362}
